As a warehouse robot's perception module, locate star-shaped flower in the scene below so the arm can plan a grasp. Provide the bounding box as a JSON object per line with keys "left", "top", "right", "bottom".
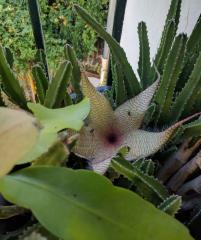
{"left": 69, "top": 77, "right": 197, "bottom": 174}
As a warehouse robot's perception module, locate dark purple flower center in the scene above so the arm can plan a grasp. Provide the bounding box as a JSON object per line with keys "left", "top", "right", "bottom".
{"left": 106, "top": 133, "right": 119, "bottom": 144}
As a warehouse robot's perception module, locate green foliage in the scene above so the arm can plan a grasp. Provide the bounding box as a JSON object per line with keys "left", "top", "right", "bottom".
{"left": 111, "top": 156, "right": 169, "bottom": 206}
{"left": 133, "top": 159, "right": 156, "bottom": 176}
{"left": 33, "top": 142, "right": 68, "bottom": 167}
{"left": 0, "top": 166, "right": 193, "bottom": 240}
{"left": 138, "top": 22, "right": 152, "bottom": 89}
{"left": 186, "top": 15, "right": 201, "bottom": 54}
{"left": 27, "top": 0, "right": 50, "bottom": 81}
{"left": 154, "top": 0, "right": 182, "bottom": 73}
{"left": 27, "top": 0, "right": 46, "bottom": 51}
{"left": 0, "top": 0, "right": 108, "bottom": 72}
{"left": 158, "top": 195, "right": 182, "bottom": 216}
{"left": 20, "top": 98, "right": 90, "bottom": 164}
{"left": 74, "top": 5, "right": 142, "bottom": 99}
{"left": 44, "top": 61, "right": 72, "bottom": 108}
{"left": 75, "top": 0, "right": 201, "bottom": 130}
{"left": 0, "top": 0, "right": 201, "bottom": 239}
{"left": 0, "top": 46, "right": 27, "bottom": 108}
{"left": 29, "top": 98, "right": 90, "bottom": 132}
{"left": 154, "top": 34, "right": 187, "bottom": 124}
{"left": 168, "top": 52, "right": 201, "bottom": 123}
{"left": 64, "top": 44, "right": 82, "bottom": 100}
{"left": 110, "top": 55, "right": 127, "bottom": 106}
{"left": 32, "top": 64, "right": 48, "bottom": 103}
{"left": 183, "top": 119, "right": 201, "bottom": 138}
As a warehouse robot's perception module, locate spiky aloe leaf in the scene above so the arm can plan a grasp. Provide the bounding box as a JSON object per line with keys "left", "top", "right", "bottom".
{"left": 175, "top": 12, "right": 201, "bottom": 92}
{"left": 158, "top": 195, "right": 182, "bottom": 216}
{"left": 44, "top": 61, "right": 72, "bottom": 108}
{"left": 32, "top": 65, "right": 48, "bottom": 103}
{"left": 64, "top": 44, "right": 82, "bottom": 101}
{"left": 165, "top": 0, "right": 181, "bottom": 26}
{"left": 183, "top": 83, "right": 201, "bottom": 116}
{"left": 138, "top": 22, "right": 152, "bottom": 89}
{"left": 35, "top": 49, "right": 50, "bottom": 81}
{"left": 111, "top": 156, "right": 169, "bottom": 205}
{"left": 193, "top": 86, "right": 201, "bottom": 112}
{"left": 154, "top": 0, "right": 182, "bottom": 73}
{"left": 186, "top": 15, "right": 201, "bottom": 54}
{"left": 132, "top": 159, "right": 146, "bottom": 168}
{"left": 27, "top": 0, "right": 45, "bottom": 50}
{"left": 110, "top": 55, "right": 127, "bottom": 106}
{"left": 169, "top": 51, "right": 201, "bottom": 122}
{"left": 154, "top": 34, "right": 187, "bottom": 124}
{"left": 0, "top": 46, "right": 27, "bottom": 108}
{"left": 133, "top": 159, "right": 156, "bottom": 176}
{"left": 140, "top": 159, "right": 156, "bottom": 176}
{"left": 74, "top": 5, "right": 141, "bottom": 98}
{"left": 183, "top": 119, "right": 201, "bottom": 138}
{"left": 28, "top": 0, "right": 50, "bottom": 80}
{"left": 4, "top": 47, "right": 14, "bottom": 69}
{"left": 177, "top": 42, "right": 201, "bottom": 93}
{"left": 180, "top": 43, "right": 201, "bottom": 115}
{"left": 154, "top": 21, "right": 176, "bottom": 74}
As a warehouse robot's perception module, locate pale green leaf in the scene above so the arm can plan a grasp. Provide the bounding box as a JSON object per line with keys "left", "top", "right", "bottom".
{"left": 20, "top": 98, "right": 90, "bottom": 164}
{"left": 0, "top": 167, "right": 193, "bottom": 240}
{"left": 0, "top": 108, "right": 39, "bottom": 176}
{"left": 19, "top": 131, "right": 57, "bottom": 164}
{"left": 28, "top": 98, "right": 90, "bottom": 132}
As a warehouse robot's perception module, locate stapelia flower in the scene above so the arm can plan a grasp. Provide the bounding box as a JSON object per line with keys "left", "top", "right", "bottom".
{"left": 69, "top": 77, "right": 197, "bottom": 174}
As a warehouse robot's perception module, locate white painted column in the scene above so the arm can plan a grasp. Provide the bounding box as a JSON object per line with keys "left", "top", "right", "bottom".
{"left": 120, "top": 0, "right": 201, "bottom": 74}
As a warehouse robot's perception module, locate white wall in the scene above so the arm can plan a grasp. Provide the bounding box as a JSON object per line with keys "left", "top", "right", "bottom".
{"left": 120, "top": 0, "right": 201, "bottom": 74}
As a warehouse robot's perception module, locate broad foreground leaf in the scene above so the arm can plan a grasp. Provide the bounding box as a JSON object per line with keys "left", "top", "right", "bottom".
{"left": 0, "top": 108, "right": 39, "bottom": 176}
{"left": 0, "top": 167, "right": 193, "bottom": 240}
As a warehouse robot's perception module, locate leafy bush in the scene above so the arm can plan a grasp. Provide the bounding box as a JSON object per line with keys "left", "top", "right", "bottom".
{"left": 0, "top": 0, "right": 108, "bottom": 72}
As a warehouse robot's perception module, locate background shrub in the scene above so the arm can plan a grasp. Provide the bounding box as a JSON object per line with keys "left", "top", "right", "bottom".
{"left": 0, "top": 0, "right": 108, "bottom": 73}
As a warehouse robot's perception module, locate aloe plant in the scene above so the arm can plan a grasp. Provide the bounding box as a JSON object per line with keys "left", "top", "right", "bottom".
{"left": 71, "top": 2, "right": 201, "bottom": 238}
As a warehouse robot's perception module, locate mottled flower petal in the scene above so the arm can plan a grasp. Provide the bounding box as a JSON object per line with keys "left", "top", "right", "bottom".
{"left": 71, "top": 126, "right": 120, "bottom": 163}
{"left": 115, "top": 80, "right": 159, "bottom": 132}
{"left": 72, "top": 76, "right": 123, "bottom": 163}
{"left": 90, "top": 158, "right": 112, "bottom": 174}
{"left": 70, "top": 75, "right": 200, "bottom": 175}
{"left": 82, "top": 76, "right": 116, "bottom": 131}
{"left": 124, "top": 129, "right": 173, "bottom": 160}
{"left": 124, "top": 113, "right": 201, "bottom": 161}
